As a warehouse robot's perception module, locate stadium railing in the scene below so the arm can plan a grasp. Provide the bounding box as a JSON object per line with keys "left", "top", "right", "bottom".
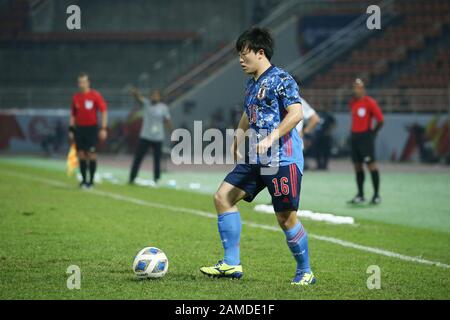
{"left": 162, "top": 0, "right": 370, "bottom": 103}
{"left": 301, "top": 87, "right": 450, "bottom": 113}
{"left": 286, "top": 0, "right": 397, "bottom": 84}
{"left": 162, "top": 0, "right": 301, "bottom": 102}
{"left": 1, "top": 87, "right": 449, "bottom": 113}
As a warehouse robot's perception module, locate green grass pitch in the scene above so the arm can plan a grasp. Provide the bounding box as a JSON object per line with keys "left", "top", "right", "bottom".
{"left": 0, "top": 157, "right": 449, "bottom": 299}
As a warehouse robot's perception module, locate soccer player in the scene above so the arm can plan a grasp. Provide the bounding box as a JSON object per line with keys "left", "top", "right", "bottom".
{"left": 200, "top": 28, "right": 315, "bottom": 285}
{"left": 128, "top": 88, "right": 172, "bottom": 185}
{"left": 68, "top": 73, "right": 108, "bottom": 188}
{"left": 348, "top": 78, "right": 384, "bottom": 204}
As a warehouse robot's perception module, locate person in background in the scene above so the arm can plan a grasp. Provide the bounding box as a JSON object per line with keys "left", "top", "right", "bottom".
{"left": 69, "top": 73, "right": 108, "bottom": 188}
{"left": 348, "top": 78, "right": 384, "bottom": 205}
{"left": 41, "top": 120, "right": 65, "bottom": 156}
{"left": 129, "top": 88, "right": 172, "bottom": 186}
{"left": 295, "top": 98, "right": 321, "bottom": 170}
{"left": 314, "top": 107, "right": 335, "bottom": 170}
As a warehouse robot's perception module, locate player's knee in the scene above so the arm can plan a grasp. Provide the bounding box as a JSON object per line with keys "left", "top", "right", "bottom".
{"left": 277, "top": 217, "right": 287, "bottom": 229}
{"left": 213, "top": 191, "right": 229, "bottom": 210}
{"left": 213, "top": 192, "right": 224, "bottom": 206}
{"left": 276, "top": 212, "right": 297, "bottom": 230}
{"left": 277, "top": 216, "right": 291, "bottom": 230}
{"left": 366, "top": 162, "right": 376, "bottom": 171}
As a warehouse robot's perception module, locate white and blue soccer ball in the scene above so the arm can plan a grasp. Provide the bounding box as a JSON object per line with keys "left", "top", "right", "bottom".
{"left": 132, "top": 247, "right": 168, "bottom": 279}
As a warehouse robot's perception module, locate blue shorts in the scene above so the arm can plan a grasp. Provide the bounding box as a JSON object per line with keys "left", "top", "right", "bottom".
{"left": 224, "top": 163, "right": 302, "bottom": 212}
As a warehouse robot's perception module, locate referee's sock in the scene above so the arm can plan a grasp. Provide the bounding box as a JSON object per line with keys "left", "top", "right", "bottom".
{"left": 89, "top": 160, "right": 97, "bottom": 185}
{"left": 356, "top": 170, "right": 365, "bottom": 197}
{"left": 370, "top": 169, "right": 380, "bottom": 197}
{"left": 79, "top": 160, "right": 87, "bottom": 184}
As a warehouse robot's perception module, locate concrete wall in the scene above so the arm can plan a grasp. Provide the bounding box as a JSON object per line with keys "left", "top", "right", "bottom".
{"left": 3, "top": 108, "right": 447, "bottom": 163}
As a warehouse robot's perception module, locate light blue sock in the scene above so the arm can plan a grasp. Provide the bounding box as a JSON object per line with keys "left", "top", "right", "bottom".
{"left": 284, "top": 222, "right": 311, "bottom": 273}
{"left": 218, "top": 211, "right": 241, "bottom": 266}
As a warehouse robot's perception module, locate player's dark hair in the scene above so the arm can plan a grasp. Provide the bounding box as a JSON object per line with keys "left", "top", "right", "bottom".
{"left": 151, "top": 88, "right": 163, "bottom": 101}
{"left": 235, "top": 27, "right": 274, "bottom": 61}
{"left": 78, "top": 72, "right": 89, "bottom": 79}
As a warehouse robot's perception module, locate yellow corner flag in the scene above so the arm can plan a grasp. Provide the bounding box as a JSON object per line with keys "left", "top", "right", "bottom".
{"left": 67, "top": 144, "right": 79, "bottom": 177}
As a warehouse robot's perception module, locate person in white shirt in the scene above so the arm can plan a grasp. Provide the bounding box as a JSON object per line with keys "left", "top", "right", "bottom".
{"left": 129, "top": 88, "right": 172, "bottom": 185}
{"left": 296, "top": 98, "right": 320, "bottom": 147}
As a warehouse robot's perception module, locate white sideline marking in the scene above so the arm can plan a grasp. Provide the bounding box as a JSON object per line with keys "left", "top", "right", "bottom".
{"left": 254, "top": 204, "right": 355, "bottom": 225}
{"left": 3, "top": 170, "right": 450, "bottom": 269}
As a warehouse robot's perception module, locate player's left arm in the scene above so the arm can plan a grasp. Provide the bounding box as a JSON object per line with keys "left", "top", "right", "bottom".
{"left": 163, "top": 105, "right": 173, "bottom": 133}
{"left": 371, "top": 98, "right": 384, "bottom": 134}
{"left": 300, "top": 100, "right": 320, "bottom": 136}
{"left": 257, "top": 103, "right": 303, "bottom": 154}
{"left": 97, "top": 93, "right": 108, "bottom": 141}
{"left": 304, "top": 113, "right": 320, "bottom": 135}
{"left": 257, "top": 75, "right": 303, "bottom": 154}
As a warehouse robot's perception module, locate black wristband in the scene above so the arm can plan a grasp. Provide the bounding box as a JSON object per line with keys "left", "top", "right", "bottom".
{"left": 69, "top": 126, "right": 75, "bottom": 134}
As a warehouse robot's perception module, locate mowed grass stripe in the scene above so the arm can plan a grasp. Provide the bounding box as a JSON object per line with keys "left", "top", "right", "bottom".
{"left": 2, "top": 169, "right": 449, "bottom": 270}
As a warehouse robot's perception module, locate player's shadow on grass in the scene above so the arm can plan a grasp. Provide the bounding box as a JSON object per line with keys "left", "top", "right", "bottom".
{"left": 128, "top": 271, "right": 197, "bottom": 283}
{"left": 129, "top": 277, "right": 166, "bottom": 283}
{"left": 128, "top": 271, "right": 257, "bottom": 283}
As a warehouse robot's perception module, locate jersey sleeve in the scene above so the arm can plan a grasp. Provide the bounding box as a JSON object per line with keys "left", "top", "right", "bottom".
{"left": 276, "top": 74, "right": 302, "bottom": 108}
{"left": 369, "top": 97, "right": 384, "bottom": 122}
{"left": 96, "top": 92, "right": 107, "bottom": 112}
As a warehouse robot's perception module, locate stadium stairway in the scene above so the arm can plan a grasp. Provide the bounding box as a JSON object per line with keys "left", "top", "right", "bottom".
{"left": 393, "top": 27, "right": 450, "bottom": 89}
{"left": 162, "top": 0, "right": 384, "bottom": 104}
{"left": 303, "top": 0, "right": 450, "bottom": 91}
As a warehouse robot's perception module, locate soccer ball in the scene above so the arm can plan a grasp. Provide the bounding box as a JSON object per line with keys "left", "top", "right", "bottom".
{"left": 132, "top": 247, "right": 169, "bottom": 279}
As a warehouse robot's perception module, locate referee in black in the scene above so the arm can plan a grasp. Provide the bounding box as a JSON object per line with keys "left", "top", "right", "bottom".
{"left": 348, "top": 79, "right": 384, "bottom": 205}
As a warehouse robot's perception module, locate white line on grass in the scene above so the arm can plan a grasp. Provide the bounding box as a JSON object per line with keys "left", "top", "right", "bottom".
{"left": 4, "top": 170, "right": 450, "bottom": 269}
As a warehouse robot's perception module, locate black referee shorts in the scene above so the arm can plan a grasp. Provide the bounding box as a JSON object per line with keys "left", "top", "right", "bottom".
{"left": 351, "top": 131, "right": 375, "bottom": 164}
{"left": 74, "top": 125, "right": 98, "bottom": 152}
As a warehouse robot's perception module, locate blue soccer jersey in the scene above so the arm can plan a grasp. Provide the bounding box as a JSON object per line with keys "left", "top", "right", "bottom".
{"left": 243, "top": 65, "right": 304, "bottom": 172}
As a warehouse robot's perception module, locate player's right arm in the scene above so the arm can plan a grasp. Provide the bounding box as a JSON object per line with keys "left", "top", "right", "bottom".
{"left": 130, "top": 86, "right": 145, "bottom": 106}
{"left": 231, "top": 112, "right": 249, "bottom": 162}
